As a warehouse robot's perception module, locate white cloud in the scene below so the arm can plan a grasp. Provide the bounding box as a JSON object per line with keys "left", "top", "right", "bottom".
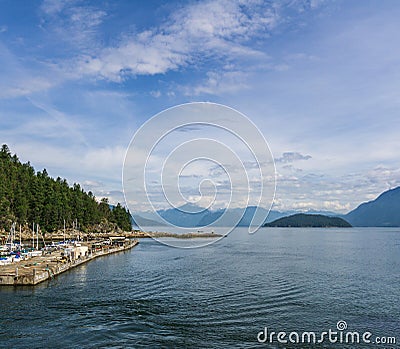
{"left": 4, "top": 140, "right": 127, "bottom": 206}
{"left": 24, "top": 98, "right": 88, "bottom": 144}
{"left": 82, "top": 179, "right": 103, "bottom": 188}
{"left": 0, "top": 78, "right": 54, "bottom": 99}
{"left": 150, "top": 90, "right": 161, "bottom": 98}
{"left": 40, "top": 0, "right": 106, "bottom": 52}
{"left": 66, "top": 0, "right": 283, "bottom": 81}
{"left": 0, "top": 0, "right": 325, "bottom": 97}
{"left": 0, "top": 43, "right": 57, "bottom": 99}
{"left": 272, "top": 162, "right": 400, "bottom": 213}
{"left": 168, "top": 0, "right": 278, "bottom": 42}
{"left": 81, "top": 180, "right": 125, "bottom": 205}
{"left": 83, "top": 146, "right": 126, "bottom": 174}
{"left": 275, "top": 152, "right": 312, "bottom": 163}
{"left": 40, "top": 0, "right": 69, "bottom": 15}
{"left": 184, "top": 70, "right": 250, "bottom": 96}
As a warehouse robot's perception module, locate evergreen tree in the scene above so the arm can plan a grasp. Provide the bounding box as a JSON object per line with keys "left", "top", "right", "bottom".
{"left": 0, "top": 145, "right": 132, "bottom": 232}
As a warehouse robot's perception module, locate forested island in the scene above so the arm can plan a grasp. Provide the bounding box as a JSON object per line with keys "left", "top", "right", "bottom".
{"left": 264, "top": 213, "right": 352, "bottom": 228}
{"left": 0, "top": 145, "right": 131, "bottom": 234}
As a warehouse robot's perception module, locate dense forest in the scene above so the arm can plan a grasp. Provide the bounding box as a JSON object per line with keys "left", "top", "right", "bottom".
{"left": 264, "top": 213, "right": 352, "bottom": 228}
{"left": 0, "top": 144, "right": 132, "bottom": 232}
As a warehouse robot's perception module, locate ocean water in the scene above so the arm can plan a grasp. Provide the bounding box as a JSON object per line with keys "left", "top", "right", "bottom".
{"left": 0, "top": 227, "right": 399, "bottom": 348}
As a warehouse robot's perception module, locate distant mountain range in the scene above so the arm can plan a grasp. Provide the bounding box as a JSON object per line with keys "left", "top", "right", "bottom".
{"left": 132, "top": 204, "right": 342, "bottom": 228}
{"left": 131, "top": 186, "right": 400, "bottom": 228}
{"left": 131, "top": 216, "right": 165, "bottom": 227}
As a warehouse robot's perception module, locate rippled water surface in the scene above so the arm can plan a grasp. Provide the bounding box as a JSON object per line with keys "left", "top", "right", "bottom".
{"left": 0, "top": 228, "right": 399, "bottom": 348}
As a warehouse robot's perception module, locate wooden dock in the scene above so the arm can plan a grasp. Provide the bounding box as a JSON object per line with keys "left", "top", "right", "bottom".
{"left": 0, "top": 240, "right": 138, "bottom": 286}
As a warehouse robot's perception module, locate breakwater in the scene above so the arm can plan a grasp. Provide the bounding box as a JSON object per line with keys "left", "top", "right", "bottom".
{"left": 130, "top": 231, "right": 222, "bottom": 239}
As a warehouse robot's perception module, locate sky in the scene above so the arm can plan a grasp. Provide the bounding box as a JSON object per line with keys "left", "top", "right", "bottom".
{"left": 0, "top": 0, "right": 399, "bottom": 214}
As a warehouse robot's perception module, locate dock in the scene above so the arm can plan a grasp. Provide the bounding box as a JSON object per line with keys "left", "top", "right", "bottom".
{"left": 0, "top": 239, "right": 138, "bottom": 286}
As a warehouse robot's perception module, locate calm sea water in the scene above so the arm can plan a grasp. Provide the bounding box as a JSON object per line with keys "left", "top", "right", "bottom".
{"left": 0, "top": 227, "right": 399, "bottom": 348}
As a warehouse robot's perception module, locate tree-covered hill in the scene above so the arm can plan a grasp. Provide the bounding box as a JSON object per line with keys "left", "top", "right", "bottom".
{"left": 0, "top": 144, "right": 131, "bottom": 232}
{"left": 264, "top": 213, "right": 352, "bottom": 228}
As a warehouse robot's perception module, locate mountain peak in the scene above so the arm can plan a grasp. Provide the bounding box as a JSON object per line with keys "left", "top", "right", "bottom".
{"left": 177, "top": 202, "right": 206, "bottom": 213}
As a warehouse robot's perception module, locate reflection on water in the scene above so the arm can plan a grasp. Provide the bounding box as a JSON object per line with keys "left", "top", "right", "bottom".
{"left": 74, "top": 263, "right": 88, "bottom": 283}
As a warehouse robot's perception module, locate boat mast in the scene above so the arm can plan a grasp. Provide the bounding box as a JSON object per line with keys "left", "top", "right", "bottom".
{"left": 32, "top": 222, "right": 35, "bottom": 249}
{"left": 9, "top": 222, "right": 13, "bottom": 246}
{"left": 41, "top": 227, "right": 46, "bottom": 248}
{"left": 12, "top": 222, "right": 16, "bottom": 250}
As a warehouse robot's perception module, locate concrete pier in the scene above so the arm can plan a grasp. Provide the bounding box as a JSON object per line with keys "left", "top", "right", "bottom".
{"left": 0, "top": 240, "right": 138, "bottom": 286}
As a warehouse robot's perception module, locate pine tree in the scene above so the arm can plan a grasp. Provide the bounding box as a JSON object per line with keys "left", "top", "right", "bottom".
{"left": 0, "top": 145, "right": 132, "bottom": 232}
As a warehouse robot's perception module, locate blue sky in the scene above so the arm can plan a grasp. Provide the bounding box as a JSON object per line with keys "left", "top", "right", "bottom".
{"left": 0, "top": 0, "right": 399, "bottom": 213}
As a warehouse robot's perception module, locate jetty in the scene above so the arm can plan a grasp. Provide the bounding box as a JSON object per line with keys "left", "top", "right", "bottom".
{"left": 0, "top": 239, "right": 138, "bottom": 286}
{"left": 129, "top": 231, "right": 222, "bottom": 239}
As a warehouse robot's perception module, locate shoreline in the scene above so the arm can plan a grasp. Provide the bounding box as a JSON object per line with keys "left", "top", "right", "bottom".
{"left": 0, "top": 240, "right": 139, "bottom": 286}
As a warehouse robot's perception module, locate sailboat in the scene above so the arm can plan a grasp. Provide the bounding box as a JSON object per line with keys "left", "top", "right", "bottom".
{"left": 27, "top": 223, "right": 43, "bottom": 258}
{"left": 0, "top": 223, "right": 23, "bottom": 264}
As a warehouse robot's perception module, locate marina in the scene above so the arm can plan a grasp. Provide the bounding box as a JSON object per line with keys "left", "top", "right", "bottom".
{"left": 0, "top": 236, "right": 138, "bottom": 286}
{"left": 0, "top": 222, "right": 219, "bottom": 286}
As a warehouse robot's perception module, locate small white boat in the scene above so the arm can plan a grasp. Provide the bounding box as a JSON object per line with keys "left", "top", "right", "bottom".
{"left": 27, "top": 250, "right": 43, "bottom": 258}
